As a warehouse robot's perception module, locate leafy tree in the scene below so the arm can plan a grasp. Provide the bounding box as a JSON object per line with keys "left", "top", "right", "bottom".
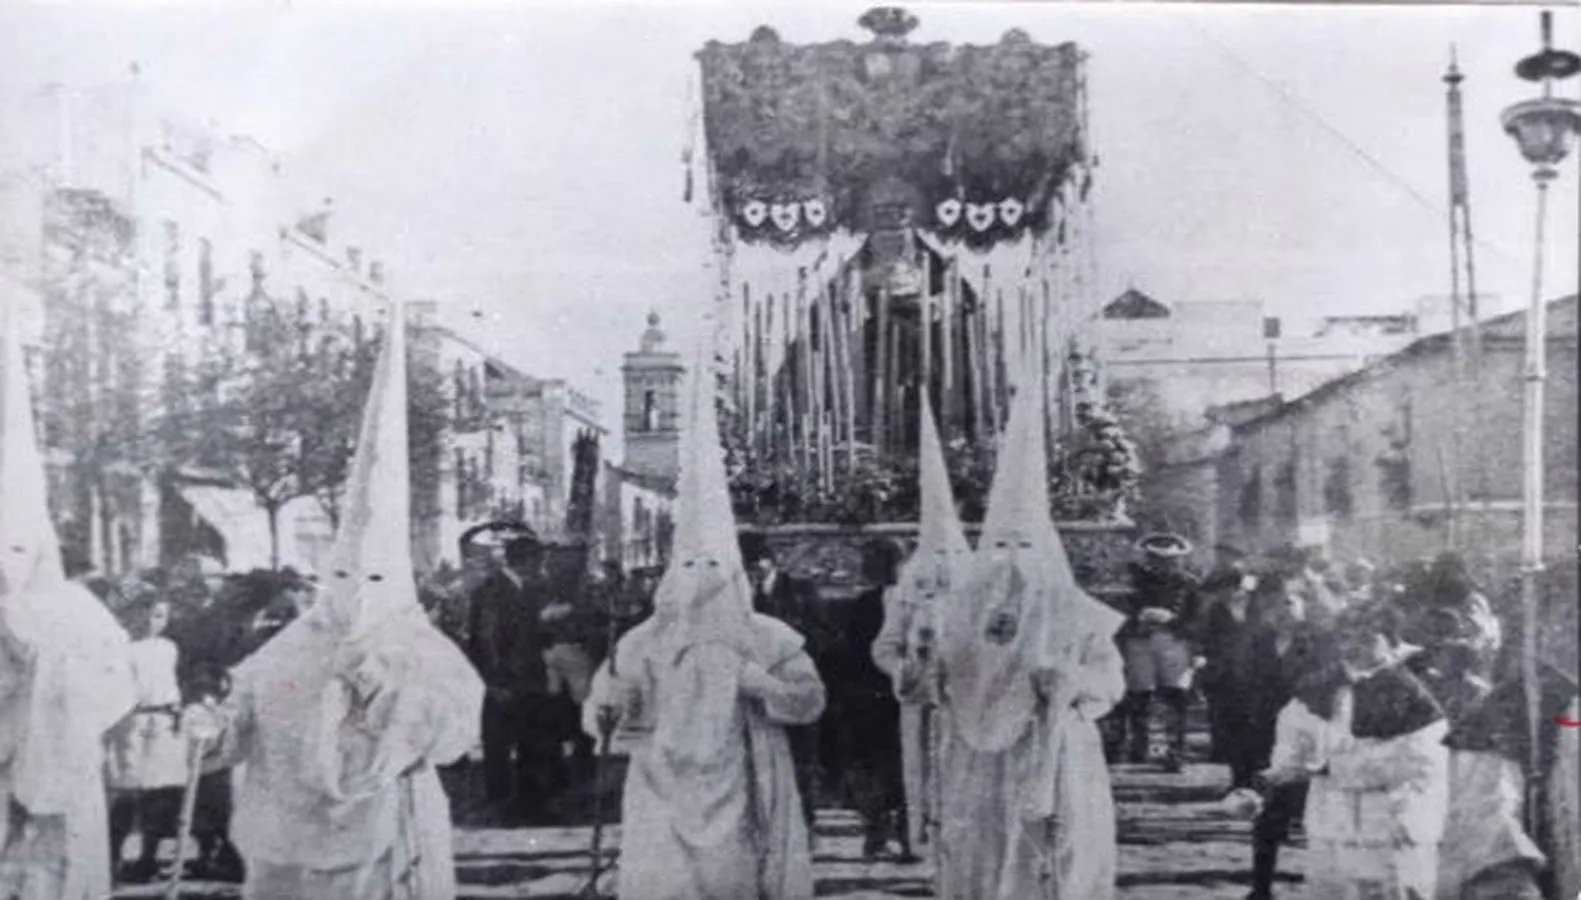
{"left": 36, "top": 189, "right": 157, "bottom": 572}
{"left": 158, "top": 289, "right": 451, "bottom": 568}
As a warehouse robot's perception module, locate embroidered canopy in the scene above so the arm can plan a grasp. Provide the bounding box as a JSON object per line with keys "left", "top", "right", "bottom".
{"left": 697, "top": 10, "right": 1086, "bottom": 249}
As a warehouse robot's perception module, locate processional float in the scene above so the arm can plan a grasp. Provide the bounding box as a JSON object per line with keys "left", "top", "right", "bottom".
{"left": 686, "top": 7, "right": 1139, "bottom": 595}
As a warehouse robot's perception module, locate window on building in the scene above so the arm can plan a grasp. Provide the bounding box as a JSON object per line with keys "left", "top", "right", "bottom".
{"left": 484, "top": 426, "right": 495, "bottom": 482}
{"left": 1377, "top": 444, "right": 1412, "bottom": 512}
{"left": 454, "top": 448, "right": 466, "bottom": 518}
{"left": 197, "top": 238, "right": 215, "bottom": 325}
{"left": 1238, "top": 465, "right": 1262, "bottom": 528}
{"left": 1323, "top": 456, "right": 1354, "bottom": 520}
{"left": 642, "top": 389, "right": 658, "bottom": 432}
{"left": 162, "top": 220, "right": 180, "bottom": 310}
{"left": 1274, "top": 460, "right": 1298, "bottom": 526}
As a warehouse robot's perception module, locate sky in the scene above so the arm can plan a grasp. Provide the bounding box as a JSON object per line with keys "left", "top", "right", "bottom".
{"left": 1, "top": 0, "right": 1577, "bottom": 451}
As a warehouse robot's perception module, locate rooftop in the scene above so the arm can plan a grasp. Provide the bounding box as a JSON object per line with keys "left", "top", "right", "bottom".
{"left": 1232, "top": 294, "right": 1579, "bottom": 431}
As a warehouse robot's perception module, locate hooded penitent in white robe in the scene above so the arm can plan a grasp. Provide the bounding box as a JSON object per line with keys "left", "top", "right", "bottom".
{"left": 0, "top": 293, "right": 137, "bottom": 900}
{"left": 871, "top": 396, "right": 969, "bottom": 853}
{"left": 935, "top": 376, "right": 1126, "bottom": 900}
{"left": 201, "top": 298, "right": 483, "bottom": 900}
{"left": 584, "top": 329, "right": 825, "bottom": 900}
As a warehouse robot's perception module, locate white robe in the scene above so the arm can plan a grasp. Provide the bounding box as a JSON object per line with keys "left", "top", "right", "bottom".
{"left": 586, "top": 613, "right": 824, "bottom": 900}
{"left": 105, "top": 636, "right": 188, "bottom": 791}
{"left": 871, "top": 585, "right": 940, "bottom": 852}
{"left": 937, "top": 613, "right": 1125, "bottom": 900}
{"left": 210, "top": 609, "right": 482, "bottom": 900}
{"left": 1269, "top": 693, "right": 1450, "bottom": 900}
{"left": 0, "top": 582, "right": 136, "bottom": 900}
{"left": 1436, "top": 749, "right": 1543, "bottom": 899}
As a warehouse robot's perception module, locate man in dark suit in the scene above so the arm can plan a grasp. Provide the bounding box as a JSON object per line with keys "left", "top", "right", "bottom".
{"left": 740, "top": 534, "right": 828, "bottom": 840}
{"left": 466, "top": 535, "right": 558, "bottom": 822}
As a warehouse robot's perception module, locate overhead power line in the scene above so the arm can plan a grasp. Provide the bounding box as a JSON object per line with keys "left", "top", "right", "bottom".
{"left": 1169, "top": 12, "right": 1524, "bottom": 268}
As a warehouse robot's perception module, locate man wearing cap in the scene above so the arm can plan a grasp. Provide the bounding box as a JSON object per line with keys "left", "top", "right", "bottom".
{"left": 467, "top": 533, "right": 560, "bottom": 822}
{"left": 1113, "top": 532, "right": 1203, "bottom": 772}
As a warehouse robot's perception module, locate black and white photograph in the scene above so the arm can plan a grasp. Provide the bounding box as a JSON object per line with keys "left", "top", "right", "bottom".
{"left": 0, "top": 1, "right": 1578, "bottom": 898}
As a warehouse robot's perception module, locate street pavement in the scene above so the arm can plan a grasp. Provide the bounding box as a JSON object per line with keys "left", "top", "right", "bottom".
{"left": 111, "top": 760, "right": 1309, "bottom": 899}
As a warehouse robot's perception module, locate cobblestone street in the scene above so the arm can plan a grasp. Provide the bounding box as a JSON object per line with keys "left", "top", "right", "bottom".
{"left": 112, "top": 760, "right": 1308, "bottom": 899}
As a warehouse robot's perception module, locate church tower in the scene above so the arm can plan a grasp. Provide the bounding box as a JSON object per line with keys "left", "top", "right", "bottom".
{"left": 621, "top": 311, "right": 684, "bottom": 485}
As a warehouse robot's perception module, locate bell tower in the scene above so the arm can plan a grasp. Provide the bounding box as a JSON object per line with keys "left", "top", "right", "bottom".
{"left": 621, "top": 311, "right": 684, "bottom": 485}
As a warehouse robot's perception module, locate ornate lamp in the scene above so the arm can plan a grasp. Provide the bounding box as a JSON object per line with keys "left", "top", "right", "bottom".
{"left": 1502, "top": 96, "right": 1581, "bottom": 174}
{"left": 1500, "top": 8, "right": 1578, "bottom": 834}
{"left": 1502, "top": 10, "right": 1580, "bottom": 176}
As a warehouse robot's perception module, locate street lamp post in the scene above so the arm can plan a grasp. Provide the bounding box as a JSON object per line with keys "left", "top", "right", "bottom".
{"left": 1499, "top": 8, "right": 1580, "bottom": 831}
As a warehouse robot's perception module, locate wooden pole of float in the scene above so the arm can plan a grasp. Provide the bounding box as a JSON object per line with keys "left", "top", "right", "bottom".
{"left": 779, "top": 291, "right": 791, "bottom": 467}
{"left": 993, "top": 285, "right": 1007, "bottom": 432}
{"left": 920, "top": 243, "right": 934, "bottom": 427}
{"left": 1041, "top": 271, "right": 1055, "bottom": 466}
{"left": 742, "top": 284, "right": 754, "bottom": 458}
{"left": 1018, "top": 282, "right": 1031, "bottom": 366}
{"left": 888, "top": 277, "right": 903, "bottom": 454}
{"left": 797, "top": 267, "right": 813, "bottom": 477}
{"left": 966, "top": 283, "right": 982, "bottom": 445}
{"left": 875, "top": 278, "right": 890, "bottom": 460}
{"left": 829, "top": 262, "right": 847, "bottom": 467}
{"left": 979, "top": 264, "right": 994, "bottom": 435}
{"left": 845, "top": 261, "right": 862, "bottom": 468}
{"left": 761, "top": 286, "right": 772, "bottom": 462}
{"left": 940, "top": 255, "right": 956, "bottom": 442}
{"left": 755, "top": 293, "right": 767, "bottom": 462}
{"left": 822, "top": 272, "right": 834, "bottom": 490}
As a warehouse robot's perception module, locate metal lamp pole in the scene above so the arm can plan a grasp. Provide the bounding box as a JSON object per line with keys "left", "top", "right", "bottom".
{"left": 1499, "top": 8, "right": 1580, "bottom": 828}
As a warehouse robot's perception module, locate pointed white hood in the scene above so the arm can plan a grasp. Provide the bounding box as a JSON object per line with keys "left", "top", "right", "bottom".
{"left": 940, "top": 365, "right": 1122, "bottom": 752}
{"left": 0, "top": 295, "right": 63, "bottom": 598}
{"left": 915, "top": 394, "right": 969, "bottom": 560}
{"left": 0, "top": 294, "right": 135, "bottom": 820}
{"left": 891, "top": 395, "right": 970, "bottom": 632}
{"left": 252, "top": 296, "right": 483, "bottom": 815}
{"left": 649, "top": 323, "right": 754, "bottom": 658}
{"left": 319, "top": 297, "right": 418, "bottom": 639}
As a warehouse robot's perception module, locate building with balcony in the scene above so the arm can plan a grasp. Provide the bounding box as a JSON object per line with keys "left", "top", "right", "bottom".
{"left": 2, "top": 82, "right": 608, "bottom": 577}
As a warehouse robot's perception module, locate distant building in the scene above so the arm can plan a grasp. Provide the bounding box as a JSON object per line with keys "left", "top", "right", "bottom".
{"left": 2, "top": 85, "right": 609, "bottom": 576}
{"left": 621, "top": 311, "right": 684, "bottom": 484}
{"left": 1099, "top": 288, "right": 1424, "bottom": 429}
{"left": 1195, "top": 296, "right": 1578, "bottom": 575}
{"left": 600, "top": 313, "right": 680, "bottom": 572}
